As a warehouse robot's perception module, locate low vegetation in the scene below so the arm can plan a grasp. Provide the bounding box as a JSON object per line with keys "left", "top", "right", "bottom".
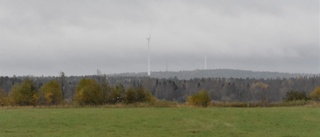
{"left": 187, "top": 90, "right": 210, "bottom": 107}
{"left": 0, "top": 107, "right": 319, "bottom": 137}
{"left": 126, "top": 86, "right": 155, "bottom": 104}
{"left": 283, "top": 90, "right": 310, "bottom": 102}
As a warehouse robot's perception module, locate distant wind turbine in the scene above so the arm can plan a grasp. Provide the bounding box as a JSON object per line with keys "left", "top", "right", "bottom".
{"left": 146, "top": 35, "right": 151, "bottom": 76}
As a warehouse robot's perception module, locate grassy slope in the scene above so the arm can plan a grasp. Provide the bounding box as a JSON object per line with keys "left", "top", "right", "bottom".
{"left": 0, "top": 107, "right": 319, "bottom": 137}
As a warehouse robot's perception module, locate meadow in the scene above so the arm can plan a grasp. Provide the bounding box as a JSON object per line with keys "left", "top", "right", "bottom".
{"left": 0, "top": 107, "right": 319, "bottom": 137}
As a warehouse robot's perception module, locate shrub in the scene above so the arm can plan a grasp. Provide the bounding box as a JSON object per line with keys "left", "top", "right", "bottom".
{"left": 9, "top": 79, "right": 39, "bottom": 106}
{"left": 187, "top": 90, "right": 210, "bottom": 107}
{"left": 283, "top": 90, "right": 310, "bottom": 102}
{"left": 125, "top": 87, "right": 154, "bottom": 104}
{"left": 108, "top": 84, "right": 126, "bottom": 104}
{"left": 0, "top": 89, "right": 8, "bottom": 106}
{"left": 310, "top": 86, "right": 320, "bottom": 101}
{"left": 152, "top": 100, "right": 178, "bottom": 107}
{"left": 213, "top": 101, "right": 252, "bottom": 107}
{"left": 74, "top": 78, "right": 104, "bottom": 105}
{"left": 272, "top": 100, "right": 310, "bottom": 107}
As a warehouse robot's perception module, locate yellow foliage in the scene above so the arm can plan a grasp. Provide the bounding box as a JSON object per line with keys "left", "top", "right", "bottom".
{"left": 75, "top": 78, "right": 103, "bottom": 105}
{"left": 40, "top": 80, "right": 63, "bottom": 105}
{"left": 9, "top": 79, "right": 38, "bottom": 106}
{"left": 44, "top": 92, "right": 53, "bottom": 104}
{"left": 311, "top": 86, "right": 320, "bottom": 101}
{"left": 187, "top": 90, "right": 210, "bottom": 107}
{"left": 0, "top": 90, "right": 8, "bottom": 106}
{"left": 253, "top": 82, "right": 269, "bottom": 89}
{"left": 32, "top": 94, "right": 39, "bottom": 106}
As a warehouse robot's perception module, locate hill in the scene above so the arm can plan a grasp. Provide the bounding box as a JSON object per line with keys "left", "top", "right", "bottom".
{"left": 111, "top": 69, "right": 317, "bottom": 79}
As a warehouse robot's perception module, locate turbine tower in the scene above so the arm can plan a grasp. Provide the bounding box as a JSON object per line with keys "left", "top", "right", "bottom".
{"left": 146, "top": 35, "right": 151, "bottom": 76}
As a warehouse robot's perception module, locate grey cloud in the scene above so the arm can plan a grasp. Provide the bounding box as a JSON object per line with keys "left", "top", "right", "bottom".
{"left": 0, "top": 0, "right": 318, "bottom": 76}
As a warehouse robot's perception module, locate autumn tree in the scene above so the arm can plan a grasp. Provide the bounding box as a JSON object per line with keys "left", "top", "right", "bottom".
{"left": 9, "top": 79, "right": 39, "bottom": 106}
{"left": 74, "top": 78, "right": 104, "bottom": 105}
{"left": 40, "top": 80, "right": 63, "bottom": 105}
{"left": 250, "top": 82, "right": 270, "bottom": 103}
{"left": 310, "top": 86, "right": 320, "bottom": 101}
{"left": 187, "top": 90, "right": 210, "bottom": 107}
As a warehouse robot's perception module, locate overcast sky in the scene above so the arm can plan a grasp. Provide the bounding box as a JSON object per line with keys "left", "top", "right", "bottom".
{"left": 0, "top": 0, "right": 319, "bottom": 76}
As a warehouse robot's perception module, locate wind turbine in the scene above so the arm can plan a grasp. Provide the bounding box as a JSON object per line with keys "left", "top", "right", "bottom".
{"left": 146, "top": 35, "right": 151, "bottom": 76}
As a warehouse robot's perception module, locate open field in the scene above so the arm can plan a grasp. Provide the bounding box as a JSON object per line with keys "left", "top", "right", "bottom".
{"left": 0, "top": 107, "right": 319, "bottom": 137}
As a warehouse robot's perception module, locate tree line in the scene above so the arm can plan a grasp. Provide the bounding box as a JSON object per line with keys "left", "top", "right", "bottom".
{"left": 0, "top": 77, "right": 154, "bottom": 106}
{"left": 0, "top": 75, "right": 320, "bottom": 106}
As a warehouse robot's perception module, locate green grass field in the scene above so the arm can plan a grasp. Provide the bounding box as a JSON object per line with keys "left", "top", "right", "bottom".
{"left": 0, "top": 107, "right": 319, "bottom": 137}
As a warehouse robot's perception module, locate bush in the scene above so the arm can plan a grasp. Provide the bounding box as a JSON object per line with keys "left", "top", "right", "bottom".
{"left": 310, "top": 86, "right": 320, "bottom": 101}
{"left": 74, "top": 78, "right": 104, "bottom": 105}
{"left": 187, "top": 90, "right": 210, "bottom": 107}
{"left": 0, "top": 89, "right": 8, "bottom": 106}
{"left": 125, "top": 87, "right": 154, "bottom": 104}
{"left": 212, "top": 101, "right": 245, "bottom": 107}
{"left": 283, "top": 90, "right": 310, "bottom": 102}
{"left": 151, "top": 100, "right": 178, "bottom": 107}
{"left": 108, "top": 84, "right": 126, "bottom": 104}
{"left": 271, "top": 100, "right": 310, "bottom": 107}
{"left": 9, "top": 79, "right": 39, "bottom": 106}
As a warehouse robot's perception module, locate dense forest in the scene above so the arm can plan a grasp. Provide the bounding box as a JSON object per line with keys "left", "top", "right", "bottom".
{"left": 0, "top": 70, "right": 319, "bottom": 103}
